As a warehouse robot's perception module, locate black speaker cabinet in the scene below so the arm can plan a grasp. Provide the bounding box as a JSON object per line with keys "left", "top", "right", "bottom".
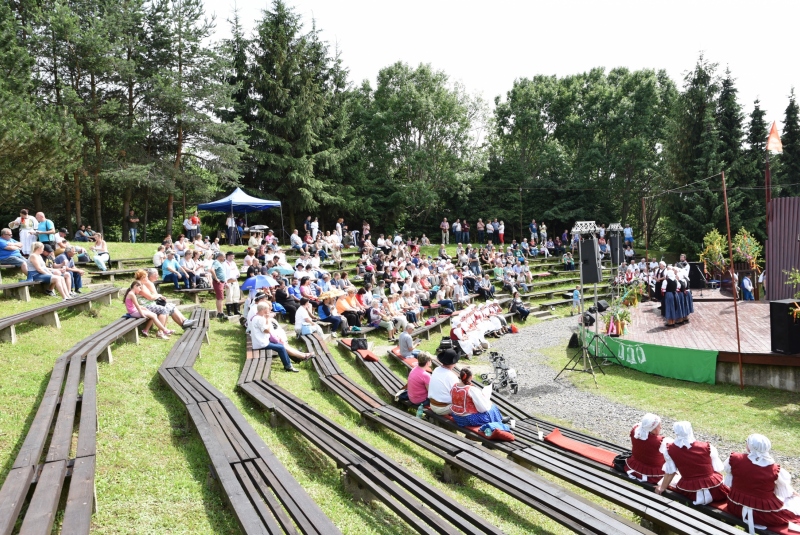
{"left": 597, "top": 299, "right": 610, "bottom": 312}
{"left": 688, "top": 262, "right": 706, "bottom": 289}
{"left": 580, "top": 237, "right": 602, "bottom": 284}
{"left": 609, "top": 236, "right": 624, "bottom": 266}
{"left": 770, "top": 299, "right": 800, "bottom": 355}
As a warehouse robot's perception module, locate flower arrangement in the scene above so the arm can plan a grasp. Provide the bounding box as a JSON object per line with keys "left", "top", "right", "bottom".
{"left": 732, "top": 228, "right": 762, "bottom": 270}
{"left": 699, "top": 229, "right": 728, "bottom": 275}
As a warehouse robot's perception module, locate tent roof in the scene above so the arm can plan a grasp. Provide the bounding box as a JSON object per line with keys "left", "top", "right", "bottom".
{"left": 197, "top": 187, "right": 281, "bottom": 214}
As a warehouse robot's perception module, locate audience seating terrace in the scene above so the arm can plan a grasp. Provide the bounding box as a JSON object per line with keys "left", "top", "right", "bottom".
{"left": 0, "top": 317, "right": 144, "bottom": 534}
{"left": 0, "top": 285, "right": 120, "bottom": 344}
{"left": 0, "top": 279, "right": 41, "bottom": 301}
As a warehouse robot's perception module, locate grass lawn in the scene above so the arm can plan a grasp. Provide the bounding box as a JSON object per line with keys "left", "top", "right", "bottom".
{"left": 542, "top": 345, "right": 800, "bottom": 459}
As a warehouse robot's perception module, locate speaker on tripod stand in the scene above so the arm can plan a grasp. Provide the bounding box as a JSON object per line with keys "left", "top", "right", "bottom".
{"left": 580, "top": 237, "right": 602, "bottom": 284}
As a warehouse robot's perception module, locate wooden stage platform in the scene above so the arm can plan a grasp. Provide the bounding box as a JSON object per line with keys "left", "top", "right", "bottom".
{"left": 602, "top": 300, "right": 800, "bottom": 366}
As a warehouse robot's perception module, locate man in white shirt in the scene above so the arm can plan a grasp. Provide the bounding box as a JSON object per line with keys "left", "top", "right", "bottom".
{"left": 428, "top": 349, "right": 460, "bottom": 415}
{"left": 224, "top": 251, "right": 241, "bottom": 316}
{"left": 250, "top": 303, "right": 299, "bottom": 372}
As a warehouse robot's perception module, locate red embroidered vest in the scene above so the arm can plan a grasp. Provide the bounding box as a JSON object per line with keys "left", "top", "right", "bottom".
{"left": 627, "top": 426, "right": 665, "bottom": 476}
{"left": 450, "top": 384, "right": 477, "bottom": 416}
{"left": 666, "top": 441, "right": 723, "bottom": 491}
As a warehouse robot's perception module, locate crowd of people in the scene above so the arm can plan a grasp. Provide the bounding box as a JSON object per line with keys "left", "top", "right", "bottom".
{"left": 627, "top": 414, "right": 800, "bottom": 533}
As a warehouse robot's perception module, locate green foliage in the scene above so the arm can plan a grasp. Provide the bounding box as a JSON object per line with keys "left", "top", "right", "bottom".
{"left": 786, "top": 268, "right": 800, "bottom": 299}
{"left": 732, "top": 227, "right": 762, "bottom": 266}
{"left": 739, "top": 100, "right": 769, "bottom": 242}
{"left": 698, "top": 228, "right": 728, "bottom": 273}
{"left": 778, "top": 89, "right": 800, "bottom": 196}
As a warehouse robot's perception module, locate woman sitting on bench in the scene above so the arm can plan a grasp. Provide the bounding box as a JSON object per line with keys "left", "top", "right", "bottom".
{"left": 124, "top": 281, "right": 172, "bottom": 339}
{"left": 450, "top": 368, "right": 511, "bottom": 428}
{"left": 626, "top": 413, "right": 666, "bottom": 484}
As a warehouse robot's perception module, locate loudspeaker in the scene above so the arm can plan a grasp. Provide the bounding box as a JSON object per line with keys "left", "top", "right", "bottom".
{"left": 770, "top": 299, "right": 800, "bottom": 355}
{"left": 597, "top": 300, "right": 610, "bottom": 312}
{"left": 688, "top": 262, "right": 706, "bottom": 289}
{"left": 609, "top": 236, "right": 625, "bottom": 266}
{"left": 579, "top": 237, "right": 602, "bottom": 284}
{"left": 582, "top": 312, "right": 595, "bottom": 326}
{"left": 567, "top": 332, "right": 581, "bottom": 348}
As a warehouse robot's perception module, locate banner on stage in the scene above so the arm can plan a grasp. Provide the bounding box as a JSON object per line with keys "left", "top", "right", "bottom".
{"left": 585, "top": 334, "right": 718, "bottom": 385}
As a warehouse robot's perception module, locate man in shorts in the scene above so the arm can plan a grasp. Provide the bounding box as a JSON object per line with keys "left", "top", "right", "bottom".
{"left": 210, "top": 252, "right": 227, "bottom": 319}
{"left": 0, "top": 228, "right": 28, "bottom": 277}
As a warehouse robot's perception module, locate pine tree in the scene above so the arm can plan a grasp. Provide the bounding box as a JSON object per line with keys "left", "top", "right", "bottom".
{"left": 739, "top": 100, "right": 768, "bottom": 241}
{"left": 714, "top": 67, "right": 746, "bottom": 232}
{"left": 778, "top": 88, "right": 800, "bottom": 196}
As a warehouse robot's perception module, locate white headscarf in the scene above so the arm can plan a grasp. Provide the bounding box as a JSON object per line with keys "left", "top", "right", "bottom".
{"left": 673, "top": 421, "right": 696, "bottom": 448}
{"left": 666, "top": 270, "right": 676, "bottom": 281}
{"left": 634, "top": 413, "right": 661, "bottom": 440}
{"left": 746, "top": 434, "right": 775, "bottom": 467}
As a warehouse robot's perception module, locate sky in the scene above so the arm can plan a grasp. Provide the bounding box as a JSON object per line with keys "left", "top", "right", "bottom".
{"left": 204, "top": 0, "right": 799, "bottom": 129}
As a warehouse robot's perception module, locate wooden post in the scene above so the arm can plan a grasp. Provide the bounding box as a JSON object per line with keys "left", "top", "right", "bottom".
{"left": 121, "top": 329, "right": 139, "bottom": 345}
{"left": 30, "top": 310, "right": 61, "bottom": 329}
{"left": 722, "top": 171, "right": 744, "bottom": 390}
{"left": 0, "top": 325, "right": 17, "bottom": 344}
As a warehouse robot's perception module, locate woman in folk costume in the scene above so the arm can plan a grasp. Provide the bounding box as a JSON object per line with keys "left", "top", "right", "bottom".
{"left": 626, "top": 413, "right": 668, "bottom": 484}
{"left": 723, "top": 434, "right": 800, "bottom": 534}
{"left": 9, "top": 209, "right": 36, "bottom": 255}
{"left": 655, "top": 421, "right": 729, "bottom": 505}
{"left": 678, "top": 267, "right": 694, "bottom": 319}
{"left": 662, "top": 269, "right": 681, "bottom": 327}
{"left": 449, "top": 368, "right": 508, "bottom": 427}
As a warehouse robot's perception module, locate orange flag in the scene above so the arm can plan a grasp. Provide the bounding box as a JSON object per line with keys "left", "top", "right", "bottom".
{"left": 767, "top": 121, "right": 783, "bottom": 153}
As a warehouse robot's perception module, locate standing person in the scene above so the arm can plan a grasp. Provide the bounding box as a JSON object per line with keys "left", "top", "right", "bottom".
{"left": 226, "top": 212, "right": 237, "bottom": 245}
{"left": 452, "top": 219, "right": 461, "bottom": 245}
{"left": 485, "top": 219, "right": 494, "bottom": 243}
{"left": 311, "top": 217, "right": 319, "bottom": 240}
{"left": 9, "top": 209, "right": 36, "bottom": 255}
{"left": 224, "top": 251, "right": 241, "bottom": 316}
{"left": 35, "top": 212, "right": 56, "bottom": 246}
{"left": 210, "top": 253, "right": 227, "bottom": 319}
{"left": 529, "top": 219, "right": 538, "bottom": 244}
{"left": 539, "top": 222, "right": 547, "bottom": 243}
{"left": 127, "top": 209, "right": 140, "bottom": 243}
{"left": 624, "top": 223, "right": 634, "bottom": 246}
{"left": 191, "top": 211, "right": 201, "bottom": 237}
{"left": 571, "top": 285, "right": 581, "bottom": 316}
{"left": 741, "top": 274, "right": 755, "bottom": 301}
{"left": 440, "top": 217, "right": 450, "bottom": 245}
{"left": 662, "top": 270, "right": 680, "bottom": 327}
{"left": 655, "top": 421, "right": 729, "bottom": 505}
{"left": 0, "top": 228, "right": 29, "bottom": 277}
{"left": 723, "top": 434, "right": 800, "bottom": 534}
{"left": 498, "top": 221, "right": 505, "bottom": 245}
{"left": 462, "top": 220, "right": 470, "bottom": 244}
{"left": 304, "top": 216, "right": 313, "bottom": 235}
{"left": 476, "top": 218, "right": 485, "bottom": 244}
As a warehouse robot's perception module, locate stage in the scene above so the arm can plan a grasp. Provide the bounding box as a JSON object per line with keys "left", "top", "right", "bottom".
{"left": 593, "top": 299, "right": 800, "bottom": 391}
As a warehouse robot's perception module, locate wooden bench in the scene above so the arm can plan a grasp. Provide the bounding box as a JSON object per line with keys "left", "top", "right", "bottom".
{"left": 159, "top": 310, "right": 341, "bottom": 534}
{"left": 238, "top": 343, "right": 504, "bottom": 535}
{"left": 0, "top": 279, "right": 41, "bottom": 302}
{"left": 0, "top": 317, "right": 144, "bottom": 534}
{"left": 0, "top": 285, "right": 120, "bottom": 344}
{"left": 307, "top": 333, "right": 651, "bottom": 534}
{"left": 410, "top": 314, "right": 449, "bottom": 340}
{"left": 87, "top": 268, "right": 140, "bottom": 282}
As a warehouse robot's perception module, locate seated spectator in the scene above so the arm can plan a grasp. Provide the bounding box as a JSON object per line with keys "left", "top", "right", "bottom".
{"left": 563, "top": 252, "right": 575, "bottom": 271}
{"left": 54, "top": 247, "right": 84, "bottom": 294}
{"left": 626, "top": 413, "right": 666, "bottom": 484}
{"left": 318, "top": 296, "right": 349, "bottom": 337}
{"left": 74, "top": 225, "right": 90, "bottom": 242}
{"left": 428, "top": 349, "right": 460, "bottom": 415}
{"left": 477, "top": 273, "right": 495, "bottom": 300}
{"left": 153, "top": 245, "right": 166, "bottom": 268}
{"left": 27, "top": 241, "right": 71, "bottom": 300}
{"left": 0, "top": 228, "right": 29, "bottom": 277}
{"left": 624, "top": 245, "right": 636, "bottom": 262}
{"left": 368, "top": 299, "right": 396, "bottom": 341}
{"left": 290, "top": 229, "right": 306, "bottom": 252}
{"left": 90, "top": 233, "right": 110, "bottom": 271}
{"left": 123, "top": 281, "right": 171, "bottom": 339}
{"left": 174, "top": 235, "right": 188, "bottom": 257}
{"left": 250, "top": 302, "right": 309, "bottom": 372}
{"left": 134, "top": 269, "right": 197, "bottom": 329}
{"left": 655, "top": 421, "right": 729, "bottom": 505}
{"left": 399, "top": 323, "right": 421, "bottom": 358}
{"left": 405, "top": 353, "right": 432, "bottom": 406}
{"left": 162, "top": 250, "right": 190, "bottom": 290}
{"left": 723, "top": 434, "right": 800, "bottom": 532}
{"left": 450, "top": 367, "right": 508, "bottom": 428}
{"left": 509, "top": 291, "right": 530, "bottom": 321}
{"left": 294, "top": 297, "right": 322, "bottom": 336}
{"left": 180, "top": 250, "right": 201, "bottom": 288}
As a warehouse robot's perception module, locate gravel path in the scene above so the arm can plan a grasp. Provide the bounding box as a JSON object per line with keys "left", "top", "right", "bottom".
{"left": 481, "top": 316, "right": 800, "bottom": 475}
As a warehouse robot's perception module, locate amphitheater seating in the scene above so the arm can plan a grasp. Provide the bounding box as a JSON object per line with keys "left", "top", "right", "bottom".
{"left": 158, "top": 309, "right": 341, "bottom": 534}
{"left": 0, "top": 317, "right": 144, "bottom": 535}
{"left": 0, "top": 279, "right": 41, "bottom": 301}
{"left": 0, "top": 285, "right": 120, "bottom": 344}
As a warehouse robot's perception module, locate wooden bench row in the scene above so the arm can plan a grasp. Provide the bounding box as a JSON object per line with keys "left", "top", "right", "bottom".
{"left": 0, "top": 317, "right": 144, "bottom": 535}
{"left": 158, "top": 309, "right": 341, "bottom": 534}
{"left": 302, "top": 334, "right": 649, "bottom": 534}
{"left": 238, "top": 344, "right": 503, "bottom": 534}
{"left": 0, "top": 285, "right": 121, "bottom": 344}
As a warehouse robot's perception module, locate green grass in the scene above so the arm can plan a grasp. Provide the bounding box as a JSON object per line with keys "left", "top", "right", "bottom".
{"left": 541, "top": 345, "right": 800, "bottom": 459}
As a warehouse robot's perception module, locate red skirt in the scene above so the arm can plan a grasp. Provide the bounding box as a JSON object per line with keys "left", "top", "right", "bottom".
{"left": 726, "top": 501, "right": 799, "bottom": 529}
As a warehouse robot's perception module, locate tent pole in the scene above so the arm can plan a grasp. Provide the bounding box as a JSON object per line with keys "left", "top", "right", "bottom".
{"left": 280, "top": 204, "right": 288, "bottom": 241}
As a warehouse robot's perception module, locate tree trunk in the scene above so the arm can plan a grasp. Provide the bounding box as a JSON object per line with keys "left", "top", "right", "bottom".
{"left": 91, "top": 73, "right": 103, "bottom": 234}
{"left": 122, "top": 186, "right": 132, "bottom": 242}
{"left": 143, "top": 187, "right": 149, "bottom": 242}
{"left": 74, "top": 170, "right": 82, "bottom": 227}
{"left": 33, "top": 190, "right": 43, "bottom": 213}
{"left": 64, "top": 175, "right": 73, "bottom": 235}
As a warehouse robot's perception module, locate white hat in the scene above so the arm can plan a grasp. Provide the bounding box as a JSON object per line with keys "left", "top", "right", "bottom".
{"left": 633, "top": 414, "right": 661, "bottom": 440}
{"left": 672, "top": 421, "right": 696, "bottom": 448}
{"left": 746, "top": 434, "right": 775, "bottom": 466}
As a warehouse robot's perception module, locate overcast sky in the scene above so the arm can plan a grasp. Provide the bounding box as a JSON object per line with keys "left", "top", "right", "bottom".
{"left": 205, "top": 0, "right": 799, "bottom": 130}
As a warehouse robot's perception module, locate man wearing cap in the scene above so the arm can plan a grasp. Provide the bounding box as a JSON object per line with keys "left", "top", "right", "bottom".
{"left": 162, "top": 249, "right": 190, "bottom": 290}
{"left": 55, "top": 247, "right": 85, "bottom": 294}
{"left": 399, "top": 324, "right": 421, "bottom": 359}
{"left": 0, "top": 228, "right": 29, "bottom": 277}
{"left": 210, "top": 252, "right": 227, "bottom": 318}
{"left": 428, "top": 349, "right": 460, "bottom": 415}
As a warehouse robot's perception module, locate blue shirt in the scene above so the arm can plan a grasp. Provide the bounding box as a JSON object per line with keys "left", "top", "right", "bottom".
{"left": 37, "top": 219, "right": 54, "bottom": 243}
{"left": 624, "top": 227, "right": 633, "bottom": 239}
{"left": 572, "top": 290, "right": 581, "bottom": 301}
{"left": 161, "top": 258, "right": 181, "bottom": 278}
{"left": 288, "top": 284, "right": 302, "bottom": 300}
{"left": 0, "top": 237, "right": 22, "bottom": 260}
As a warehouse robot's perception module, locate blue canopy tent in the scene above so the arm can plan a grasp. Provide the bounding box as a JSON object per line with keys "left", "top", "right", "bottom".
{"left": 197, "top": 187, "right": 284, "bottom": 243}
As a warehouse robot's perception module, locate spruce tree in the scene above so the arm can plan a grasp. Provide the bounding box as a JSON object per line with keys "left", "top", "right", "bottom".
{"left": 739, "top": 100, "right": 768, "bottom": 241}
{"left": 778, "top": 89, "right": 800, "bottom": 196}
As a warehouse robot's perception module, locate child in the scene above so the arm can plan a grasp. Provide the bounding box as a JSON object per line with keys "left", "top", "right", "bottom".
{"left": 124, "top": 281, "right": 171, "bottom": 339}
{"left": 571, "top": 285, "right": 581, "bottom": 316}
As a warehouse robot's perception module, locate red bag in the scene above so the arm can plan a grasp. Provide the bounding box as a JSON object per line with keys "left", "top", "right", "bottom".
{"left": 510, "top": 324, "right": 519, "bottom": 334}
